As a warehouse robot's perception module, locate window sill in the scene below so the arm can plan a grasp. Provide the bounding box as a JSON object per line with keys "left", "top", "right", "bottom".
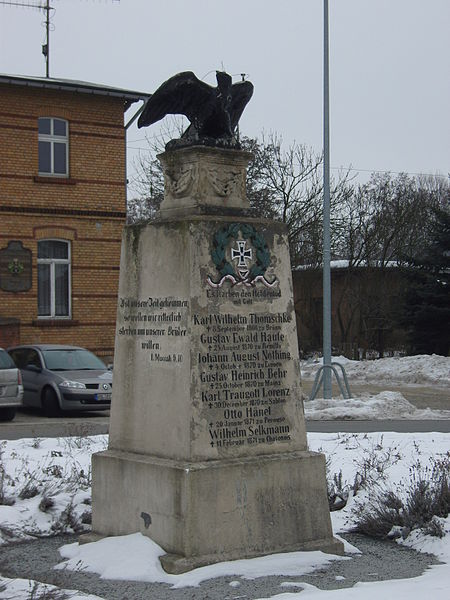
{"left": 34, "top": 176, "right": 76, "bottom": 185}
{"left": 32, "top": 319, "right": 79, "bottom": 328}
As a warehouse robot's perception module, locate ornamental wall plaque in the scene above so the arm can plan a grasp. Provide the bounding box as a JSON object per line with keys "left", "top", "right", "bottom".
{"left": 0, "top": 241, "right": 32, "bottom": 292}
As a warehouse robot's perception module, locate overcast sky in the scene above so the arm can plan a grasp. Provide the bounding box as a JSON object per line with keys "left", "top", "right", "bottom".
{"left": 1, "top": 0, "right": 449, "bottom": 184}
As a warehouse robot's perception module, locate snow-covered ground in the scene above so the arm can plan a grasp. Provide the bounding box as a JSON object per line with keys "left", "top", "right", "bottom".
{"left": 1, "top": 431, "right": 449, "bottom": 599}
{"left": 302, "top": 354, "right": 450, "bottom": 420}
{"left": 301, "top": 354, "right": 450, "bottom": 387}
{"left": 305, "top": 391, "right": 450, "bottom": 420}
{"left": 1, "top": 355, "right": 449, "bottom": 599}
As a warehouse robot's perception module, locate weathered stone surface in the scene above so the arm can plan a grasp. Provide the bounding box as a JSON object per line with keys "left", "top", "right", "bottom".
{"left": 158, "top": 147, "right": 252, "bottom": 217}
{"left": 107, "top": 217, "right": 306, "bottom": 461}
{"left": 90, "top": 146, "right": 343, "bottom": 571}
{"left": 92, "top": 449, "right": 342, "bottom": 573}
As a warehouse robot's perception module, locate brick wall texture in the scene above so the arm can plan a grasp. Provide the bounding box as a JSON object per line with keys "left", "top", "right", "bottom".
{"left": 0, "top": 82, "right": 129, "bottom": 358}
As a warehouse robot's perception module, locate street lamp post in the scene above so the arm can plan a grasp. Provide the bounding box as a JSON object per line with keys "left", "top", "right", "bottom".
{"left": 308, "top": 0, "right": 352, "bottom": 403}
{"left": 323, "top": 0, "right": 332, "bottom": 399}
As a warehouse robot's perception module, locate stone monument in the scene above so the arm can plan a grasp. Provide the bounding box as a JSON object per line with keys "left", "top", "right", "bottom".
{"left": 87, "top": 71, "right": 343, "bottom": 573}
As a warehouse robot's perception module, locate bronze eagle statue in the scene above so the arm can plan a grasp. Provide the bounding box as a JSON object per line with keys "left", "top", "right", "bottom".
{"left": 137, "top": 71, "right": 253, "bottom": 149}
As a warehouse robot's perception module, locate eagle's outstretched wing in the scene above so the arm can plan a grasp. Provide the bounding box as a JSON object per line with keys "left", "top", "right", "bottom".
{"left": 229, "top": 81, "right": 254, "bottom": 130}
{"left": 138, "top": 71, "right": 214, "bottom": 129}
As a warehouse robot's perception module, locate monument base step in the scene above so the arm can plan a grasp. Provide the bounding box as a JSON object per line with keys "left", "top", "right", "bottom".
{"left": 160, "top": 536, "right": 345, "bottom": 574}
{"left": 78, "top": 532, "right": 105, "bottom": 545}
{"left": 90, "top": 448, "right": 343, "bottom": 572}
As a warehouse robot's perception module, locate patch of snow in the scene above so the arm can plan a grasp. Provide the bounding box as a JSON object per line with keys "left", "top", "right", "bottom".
{"left": 399, "top": 516, "right": 450, "bottom": 562}
{"left": 0, "top": 576, "right": 103, "bottom": 599}
{"left": 57, "top": 533, "right": 347, "bottom": 589}
{"left": 305, "top": 391, "right": 450, "bottom": 420}
{"left": 333, "top": 534, "right": 361, "bottom": 554}
{"left": 301, "top": 354, "right": 450, "bottom": 387}
{"left": 0, "top": 435, "right": 107, "bottom": 546}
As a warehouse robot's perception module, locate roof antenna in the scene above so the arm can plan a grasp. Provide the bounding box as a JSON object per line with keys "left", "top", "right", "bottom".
{"left": 0, "top": 0, "right": 54, "bottom": 77}
{"left": 1, "top": 0, "right": 120, "bottom": 79}
{"left": 41, "top": 0, "right": 52, "bottom": 77}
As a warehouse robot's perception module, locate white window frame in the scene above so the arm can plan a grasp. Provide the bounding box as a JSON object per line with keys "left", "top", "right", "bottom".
{"left": 37, "top": 239, "right": 72, "bottom": 319}
{"left": 38, "top": 117, "right": 69, "bottom": 177}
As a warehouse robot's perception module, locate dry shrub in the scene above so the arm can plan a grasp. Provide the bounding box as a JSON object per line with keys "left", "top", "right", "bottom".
{"left": 352, "top": 455, "right": 450, "bottom": 538}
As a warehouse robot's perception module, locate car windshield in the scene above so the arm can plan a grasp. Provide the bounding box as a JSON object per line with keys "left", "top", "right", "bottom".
{"left": 42, "top": 349, "right": 106, "bottom": 371}
{"left": 0, "top": 349, "right": 15, "bottom": 369}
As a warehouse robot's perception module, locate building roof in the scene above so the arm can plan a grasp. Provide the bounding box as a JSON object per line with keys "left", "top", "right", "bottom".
{"left": 0, "top": 74, "right": 150, "bottom": 110}
{"left": 294, "top": 260, "right": 401, "bottom": 271}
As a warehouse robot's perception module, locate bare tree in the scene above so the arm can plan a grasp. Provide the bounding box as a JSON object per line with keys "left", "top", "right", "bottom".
{"left": 127, "top": 117, "right": 187, "bottom": 222}
{"left": 332, "top": 172, "right": 448, "bottom": 356}
{"left": 336, "top": 172, "right": 445, "bottom": 267}
{"left": 243, "top": 133, "right": 353, "bottom": 267}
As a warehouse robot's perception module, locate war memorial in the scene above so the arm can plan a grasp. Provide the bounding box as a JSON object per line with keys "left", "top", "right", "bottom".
{"left": 87, "top": 71, "right": 343, "bottom": 573}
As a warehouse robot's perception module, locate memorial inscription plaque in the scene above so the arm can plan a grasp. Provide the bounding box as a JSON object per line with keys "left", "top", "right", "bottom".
{"left": 190, "top": 220, "right": 307, "bottom": 459}
{"left": 117, "top": 295, "right": 188, "bottom": 365}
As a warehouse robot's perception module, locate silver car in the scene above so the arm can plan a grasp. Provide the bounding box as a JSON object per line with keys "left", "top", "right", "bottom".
{"left": 7, "top": 344, "right": 112, "bottom": 417}
{"left": 0, "top": 347, "right": 24, "bottom": 421}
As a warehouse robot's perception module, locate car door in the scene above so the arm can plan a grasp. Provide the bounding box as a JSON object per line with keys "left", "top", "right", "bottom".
{"left": 0, "top": 349, "right": 18, "bottom": 403}
{"left": 9, "top": 348, "right": 42, "bottom": 407}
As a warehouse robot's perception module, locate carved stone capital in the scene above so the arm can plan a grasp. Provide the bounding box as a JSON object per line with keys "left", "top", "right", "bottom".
{"left": 158, "top": 146, "right": 253, "bottom": 218}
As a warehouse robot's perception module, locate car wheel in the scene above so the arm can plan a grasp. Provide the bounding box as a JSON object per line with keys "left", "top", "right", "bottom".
{"left": 42, "top": 387, "right": 61, "bottom": 417}
{"left": 0, "top": 407, "right": 16, "bottom": 422}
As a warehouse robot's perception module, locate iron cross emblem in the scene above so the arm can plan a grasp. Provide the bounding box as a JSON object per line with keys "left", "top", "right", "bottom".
{"left": 231, "top": 240, "right": 252, "bottom": 268}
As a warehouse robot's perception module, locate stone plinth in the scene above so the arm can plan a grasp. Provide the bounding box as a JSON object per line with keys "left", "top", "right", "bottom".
{"left": 88, "top": 146, "right": 343, "bottom": 572}
{"left": 158, "top": 145, "right": 253, "bottom": 218}
{"left": 91, "top": 450, "right": 341, "bottom": 573}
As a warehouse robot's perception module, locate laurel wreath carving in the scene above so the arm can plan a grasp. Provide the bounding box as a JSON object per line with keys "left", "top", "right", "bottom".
{"left": 210, "top": 223, "right": 271, "bottom": 283}
{"left": 206, "top": 168, "right": 241, "bottom": 197}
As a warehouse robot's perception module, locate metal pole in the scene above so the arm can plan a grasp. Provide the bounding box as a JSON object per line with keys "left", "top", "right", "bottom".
{"left": 323, "top": 0, "right": 332, "bottom": 398}
{"left": 45, "top": 0, "right": 50, "bottom": 77}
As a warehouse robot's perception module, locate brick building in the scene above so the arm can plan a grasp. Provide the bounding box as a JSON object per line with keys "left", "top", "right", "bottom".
{"left": 0, "top": 74, "right": 148, "bottom": 359}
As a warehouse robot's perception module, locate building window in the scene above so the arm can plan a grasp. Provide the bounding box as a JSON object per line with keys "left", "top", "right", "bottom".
{"left": 38, "top": 117, "right": 69, "bottom": 176}
{"left": 37, "top": 240, "right": 71, "bottom": 318}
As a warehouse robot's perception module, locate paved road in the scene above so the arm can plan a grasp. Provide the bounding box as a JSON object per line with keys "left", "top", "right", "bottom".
{"left": 0, "top": 408, "right": 110, "bottom": 440}
{"left": 1, "top": 380, "right": 449, "bottom": 440}
{"left": 1, "top": 407, "right": 449, "bottom": 440}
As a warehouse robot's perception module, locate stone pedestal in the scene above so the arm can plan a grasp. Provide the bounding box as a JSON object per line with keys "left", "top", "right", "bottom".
{"left": 89, "top": 146, "right": 343, "bottom": 572}
{"left": 158, "top": 145, "right": 252, "bottom": 217}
